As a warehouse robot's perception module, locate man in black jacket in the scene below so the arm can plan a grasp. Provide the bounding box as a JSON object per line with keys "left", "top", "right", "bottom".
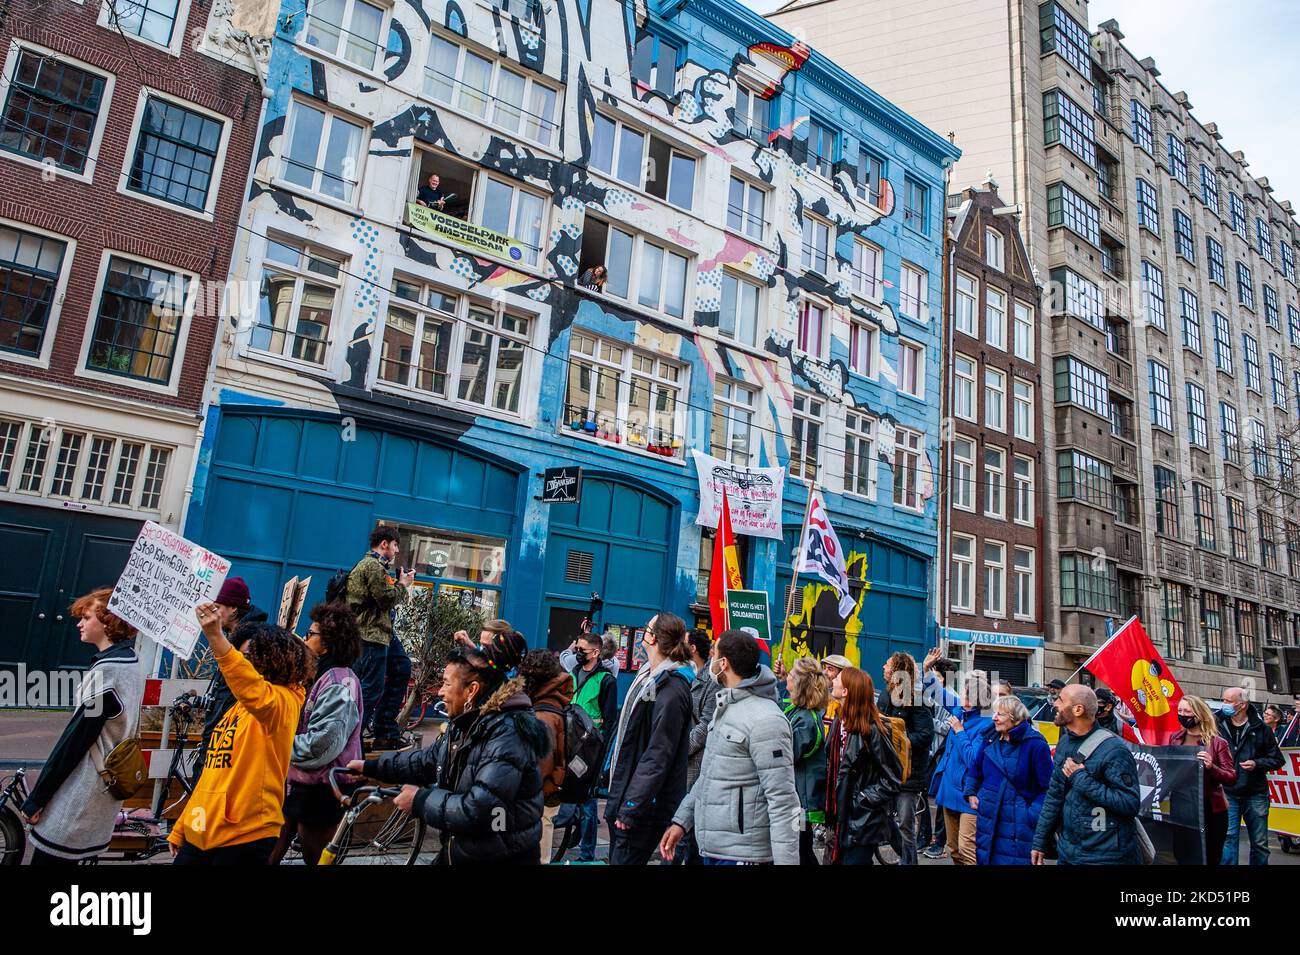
{"left": 1217, "top": 686, "right": 1285, "bottom": 865}
{"left": 604, "top": 612, "right": 695, "bottom": 865}
{"left": 878, "top": 652, "right": 934, "bottom": 865}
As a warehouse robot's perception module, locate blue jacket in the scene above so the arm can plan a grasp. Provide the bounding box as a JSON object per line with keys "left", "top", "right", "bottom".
{"left": 929, "top": 708, "right": 993, "bottom": 814}
{"left": 964, "top": 721, "right": 1053, "bottom": 865}
{"left": 1032, "top": 724, "right": 1142, "bottom": 865}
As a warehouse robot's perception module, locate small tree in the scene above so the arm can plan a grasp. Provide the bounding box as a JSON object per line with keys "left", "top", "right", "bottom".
{"left": 395, "top": 587, "right": 485, "bottom": 728}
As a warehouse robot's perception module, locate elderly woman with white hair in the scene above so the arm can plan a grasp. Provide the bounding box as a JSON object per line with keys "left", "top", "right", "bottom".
{"left": 963, "top": 694, "right": 1053, "bottom": 865}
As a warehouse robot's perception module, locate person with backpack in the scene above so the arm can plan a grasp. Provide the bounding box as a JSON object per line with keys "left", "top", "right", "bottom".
{"left": 929, "top": 671, "right": 993, "bottom": 865}
{"left": 877, "top": 651, "right": 933, "bottom": 866}
{"left": 825, "top": 667, "right": 902, "bottom": 864}
{"left": 342, "top": 526, "right": 415, "bottom": 750}
{"left": 22, "top": 588, "right": 145, "bottom": 865}
{"left": 783, "top": 656, "right": 830, "bottom": 864}
{"left": 520, "top": 649, "right": 574, "bottom": 861}
{"left": 659, "top": 630, "right": 802, "bottom": 865}
{"left": 963, "top": 694, "right": 1053, "bottom": 865}
{"left": 605, "top": 612, "right": 695, "bottom": 865}
{"left": 1031, "top": 684, "right": 1142, "bottom": 866}
{"left": 567, "top": 630, "right": 617, "bottom": 861}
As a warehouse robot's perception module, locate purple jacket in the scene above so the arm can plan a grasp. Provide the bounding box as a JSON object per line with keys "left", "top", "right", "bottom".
{"left": 289, "top": 666, "right": 363, "bottom": 786}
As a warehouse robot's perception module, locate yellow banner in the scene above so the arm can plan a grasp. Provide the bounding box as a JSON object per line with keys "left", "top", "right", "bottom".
{"left": 1269, "top": 748, "right": 1300, "bottom": 839}
{"left": 1035, "top": 721, "right": 1059, "bottom": 747}
{"left": 407, "top": 203, "right": 529, "bottom": 263}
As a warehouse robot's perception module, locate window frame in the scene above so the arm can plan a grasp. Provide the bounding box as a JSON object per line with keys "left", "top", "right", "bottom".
{"left": 0, "top": 218, "right": 74, "bottom": 368}
{"left": 983, "top": 539, "right": 1007, "bottom": 618}
{"left": 277, "top": 97, "right": 368, "bottom": 207}
{"left": 892, "top": 427, "right": 923, "bottom": 512}
{"left": 299, "top": 0, "right": 389, "bottom": 73}
{"left": 119, "top": 87, "right": 231, "bottom": 220}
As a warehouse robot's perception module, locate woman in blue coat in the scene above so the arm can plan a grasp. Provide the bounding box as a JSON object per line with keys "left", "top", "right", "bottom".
{"left": 964, "top": 694, "right": 1053, "bottom": 865}
{"left": 928, "top": 672, "right": 994, "bottom": 865}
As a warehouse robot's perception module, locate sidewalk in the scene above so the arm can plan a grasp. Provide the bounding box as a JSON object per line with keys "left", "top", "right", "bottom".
{"left": 0, "top": 709, "right": 69, "bottom": 768}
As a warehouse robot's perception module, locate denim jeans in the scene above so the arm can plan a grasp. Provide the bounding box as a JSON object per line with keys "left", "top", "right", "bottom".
{"left": 355, "top": 638, "right": 411, "bottom": 738}
{"left": 577, "top": 798, "right": 599, "bottom": 861}
{"left": 1221, "top": 791, "right": 1272, "bottom": 865}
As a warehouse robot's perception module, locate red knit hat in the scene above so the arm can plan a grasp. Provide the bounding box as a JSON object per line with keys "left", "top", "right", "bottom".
{"left": 215, "top": 576, "right": 251, "bottom": 611}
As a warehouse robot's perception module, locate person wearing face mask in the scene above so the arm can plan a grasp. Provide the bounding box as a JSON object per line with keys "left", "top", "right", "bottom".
{"left": 659, "top": 630, "right": 801, "bottom": 865}
{"left": 1216, "top": 685, "right": 1284, "bottom": 865}
{"left": 564, "top": 631, "right": 617, "bottom": 861}
{"left": 1169, "top": 696, "right": 1236, "bottom": 866}
{"left": 928, "top": 671, "right": 993, "bottom": 865}
{"left": 1030, "top": 679, "right": 1066, "bottom": 722}
{"left": 1095, "top": 687, "right": 1141, "bottom": 743}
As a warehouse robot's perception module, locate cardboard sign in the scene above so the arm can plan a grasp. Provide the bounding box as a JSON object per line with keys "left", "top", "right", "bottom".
{"left": 287, "top": 577, "right": 311, "bottom": 632}
{"left": 277, "top": 576, "right": 299, "bottom": 628}
{"left": 107, "top": 521, "right": 230, "bottom": 659}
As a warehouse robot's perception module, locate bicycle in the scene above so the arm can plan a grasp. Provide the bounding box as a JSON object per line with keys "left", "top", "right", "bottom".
{"left": 0, "top": 768, "right": 30, "bottom": 865}
{"left": 316, "top": 766, "right": 426, "bottom": 865}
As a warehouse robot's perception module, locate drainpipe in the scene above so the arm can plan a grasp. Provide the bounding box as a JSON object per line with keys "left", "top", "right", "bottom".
{"left": 939, "top": 153, "right": 955, "bottom": 658}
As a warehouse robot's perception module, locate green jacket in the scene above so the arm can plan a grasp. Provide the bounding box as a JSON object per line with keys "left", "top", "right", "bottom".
{"left": 345, "top": 553, "right": 407, "bottom": 646}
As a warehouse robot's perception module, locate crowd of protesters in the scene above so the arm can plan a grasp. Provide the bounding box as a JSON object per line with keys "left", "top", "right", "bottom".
{"left": 14, "top": 532, "right": 1295, "bottom": 865}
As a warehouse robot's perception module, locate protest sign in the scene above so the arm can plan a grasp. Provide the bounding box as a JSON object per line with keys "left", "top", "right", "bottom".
{"left": 691, "top": 449, "right": 784, "bottom": 539}
{"left": 726, "top": 589, "right": 772, "bottom": 649}
{"left": 107, "top": 521, "right": 230, "bottom": 659}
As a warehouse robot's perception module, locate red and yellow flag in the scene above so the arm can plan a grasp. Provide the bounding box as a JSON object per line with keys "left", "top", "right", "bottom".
{"left": 709, "top": 488, "right": 744, "bottom": 636}
{"left": 1083, "top": 616, "right": 1184, "bottom": 744}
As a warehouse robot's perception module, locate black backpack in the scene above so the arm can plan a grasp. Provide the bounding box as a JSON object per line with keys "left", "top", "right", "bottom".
{"left": 324, "top": 568, "right": 352, "bottom": 605}
{"left": 534, "top": 702, "right": 606, "bottom": 804}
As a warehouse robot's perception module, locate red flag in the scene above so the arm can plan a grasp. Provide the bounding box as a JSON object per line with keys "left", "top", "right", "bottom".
{"left": 708, "top": 488, "right": 743, "bottom": 637}
{"left": 1083, "top": 617, "right": 1184, "bottom": 744}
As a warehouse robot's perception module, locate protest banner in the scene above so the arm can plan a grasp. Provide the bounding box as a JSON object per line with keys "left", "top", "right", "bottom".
{"left": 107, "top": 521, "right": 230, "bottom": 659}
{"left": 1268, "top": 747, "right": 1300, "bottom": 839}
{"left": 1132, "top": 744, "right": 1205, "bottom": 864}
{"left": 691, "top": 449, "right": 785, "bottom": 539}
{"left": 287, "top": 576, "right": 311, "bottom": 632}
{"left": 726, "top": 589, "right": 773, "bottom": 650}
{"left": 277, "top": 576, "right": 299, "bottom": 628}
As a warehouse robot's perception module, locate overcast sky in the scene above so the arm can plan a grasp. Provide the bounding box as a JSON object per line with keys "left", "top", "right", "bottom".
{"left": 738, "top": 0, "right": 1300, "bottom": 203}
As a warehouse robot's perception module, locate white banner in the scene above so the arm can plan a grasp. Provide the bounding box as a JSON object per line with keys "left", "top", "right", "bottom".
{"left": 107, "top": 521, "right": 231, "bottom": 660}
{"left": 796, "top": 493, "right": 856, "bottom": 619}
{"left": 691, "top": 449, "right": 785, "bottom": 539}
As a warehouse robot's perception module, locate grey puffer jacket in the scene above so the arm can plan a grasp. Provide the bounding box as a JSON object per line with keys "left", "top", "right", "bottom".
{"left": 672, "top": 667, "right": 802, "bottom": 865}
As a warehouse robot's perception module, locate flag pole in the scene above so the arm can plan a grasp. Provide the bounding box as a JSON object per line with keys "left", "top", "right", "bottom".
{"left": 779, "top": 473, "right": 817, "bottom": 663}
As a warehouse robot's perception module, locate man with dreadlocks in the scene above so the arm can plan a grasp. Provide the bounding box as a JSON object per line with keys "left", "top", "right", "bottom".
{"left": 351, "top": 630, "right": 551, "bottom": 864}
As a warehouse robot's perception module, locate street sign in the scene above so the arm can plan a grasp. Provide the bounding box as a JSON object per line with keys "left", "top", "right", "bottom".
{"left": 542, "top": 466, "right": 582, "bottom": 503}
{"left": 725, "top": 588, "right": 772, "bottom": 647}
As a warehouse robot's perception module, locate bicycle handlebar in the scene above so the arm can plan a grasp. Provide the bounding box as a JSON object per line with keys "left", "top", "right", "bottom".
{"left": 327, "top": 766, "right": 403, "bottom": 805}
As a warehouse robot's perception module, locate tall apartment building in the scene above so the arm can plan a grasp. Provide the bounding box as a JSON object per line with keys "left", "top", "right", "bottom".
{"left": 0, "top": 0, "right": 263, "bottom": 674}
{"left": 184, "top": 0, "right": 958, "bottom": 674}
{"left": 774, "top": 0, "right": 1300, "bottom": 700}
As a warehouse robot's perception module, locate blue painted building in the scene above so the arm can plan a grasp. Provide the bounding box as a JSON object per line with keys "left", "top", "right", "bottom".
{"left": 187, "top": 0, "right": 958, "bottom": 676}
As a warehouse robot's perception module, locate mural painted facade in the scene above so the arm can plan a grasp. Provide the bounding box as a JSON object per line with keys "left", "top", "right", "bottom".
{"left": 187, "top": 0, "right": 958, "bottom": 678}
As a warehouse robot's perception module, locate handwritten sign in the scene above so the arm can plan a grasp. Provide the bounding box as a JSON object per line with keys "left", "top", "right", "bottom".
{"left": 690, "top": 449, "right": 785, "bottom": 539}
{"left": 107, "top": 521, "right": 231, "bottom": 659}
{"left": 288, "top": 576, "right": 311, "bottom": 633}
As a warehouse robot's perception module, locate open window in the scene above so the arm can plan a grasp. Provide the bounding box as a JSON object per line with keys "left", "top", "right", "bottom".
{"left": 408, "top": 149, "right": 474, "bottom": 221}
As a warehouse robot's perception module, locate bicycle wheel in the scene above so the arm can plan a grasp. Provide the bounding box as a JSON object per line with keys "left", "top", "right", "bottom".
{"left": 335, "top": 804, "right": 425, "bottom": 864}
{"left": 0, "top": 806, "right": 26, "bottom": 866}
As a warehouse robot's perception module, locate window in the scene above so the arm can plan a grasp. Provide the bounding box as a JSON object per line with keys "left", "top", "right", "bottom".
{"left": 1110, "top": 396, "right": 1134, "bottom": 441}
{"left": 1206, "top": 236, "right": 1226, "bottom": 286}
{"left": 1097, "top": 154, "right": 1116, "bottom": 201}
{"left": 848, "top": 320, "right": 876, "bottom": 377}
{"left": 790, "top": 392, "right": 823, "bottom": 480}
{"left": 954, "top": 272, "right": 977, "bottom": 336}
{"left": 1054, "top": 356, "right": 1110, "bottom": 417}
{"left": 1201, "top": 165, "right": 1220, "bottom": 214}
{"left": 1243, "top": 333, "right": 1261, "bottom": 391}
{"left": 1130, "top": 99, "right": 1154, "bottom": 153}
{"left": 86, "top": 256, "right": 188, "bottom": 383}
{"left": 1281, "top": 436, "right": 1296, "bottom": 482}
{"left": 1051, "top": 267, "right": 1104, "bottom": 329}
{"left": 711, "top": 379, "right": 756, "bottom": 466}
{"left": 1140, "top": 261, "right": 1166, "bottom": 331}
{"left": 1229, "top": 192, "right": 1247, "bottom": 238}
{"left": 1093, "top": 75, "right": 1109, "bottom": 115}
{"left": 1203, "top": 592, "right": 1224, "bottom": 665}
{"left": 984, "top": 228, "right": 1005, "bottom": 272}
{"left": 1014, "top": 547, "right": 1035, "bottom": 620}
{"left": 1013, "top": 379, "right": 1033, "bottom": 440}
{"left": 1, "top": 49, "right": 107, "bottom": 173}
{"left": 1173, "top": 209, "right": 1194, "bottom": 261}
{"left": 304, "top": 0, "right": 386, "bottom": 70}
{"left": 1047, "top": 182, "right": 1100, "bottom": 245}
{"left": 903, "top": 178, "right": 928, "bottom": 233}
{"left": 797, "top": 300, "right": 826, "bottom": 358}
{"left": 1148, "top": 360, "right": 1172, "bottom": 430}
{"left": 589, "top": 219, "right": 689, "bottom": 318}
{"left": 1220, "top": 402, "right": 1240, "bottom": 465}
{"left": 984, "top": 446, "right": 1005, "bottom": 519}
{"left": 566, "top": 332, "right": 684, "bottom": 454}
{"left": 631, "top": 32, "right": 678, "bottom": 95}
{"left": 253, "top": 238, "right": 342, "bottom": 366}
{"left": 1186, "top": 382, "right": 1208, "bottom": 448}
{"left": 1040, "top": 3, "right": 1093, "bottom": 77}
{"left": 850, "top": 239, "right": 883, "bottom": 299}
{"left": 458, "top": 305, "right": 531, "bottom": 415}
{"left": 1282, "top": 241, "right": 1296, "bottom": 283}
{"left": 1014, "top": 456, "right": 1034, "bottom": 525}
{"left": 1057, "top": 449, "right": 1114, "bottom": 510}
{"left": 1013, "top": 301, "right": 1034, "bottom": 361}
{"left": 0, "top": 224, "right": 66, "bottom": 357}
{"left": 718, "top": 272, "right": 760, "bottom": 347}
{"left": 1167, "top": 134, "right": 1188, "bottom": 186}
{"left": 984, "top": 541, "right": 1006, "bottom": 617}
{"left": 899, "top": 264, "right": 928, "bottom": 321}
{"left": 379, "top": 280, "right": 455, "bottom": 397}
{"left": 425, "top": 35, "right": 559, "bottom": 146}
{"left": 1060, "top": 553, "right": 1118, "bottom": 613}
{"left": 126, "top": 96, "right": 223, "bottom": 212}
{"left": 1228, "top": 497, "right": 1249, "bottom": 560}
{"left": 984, "top": 367, "right": 1006, "bottom": 431}
{"left": 727, "top": 176, "right": 767, "bottom": 241}
{"left": 1154, "top": 465, "right": 1179, "bottom": 537}
{"left": 805, "top": 118, "right": 836, "bottom": 178}
{"left": 898, "top": 340, "right": 924, "bottom": 397}
{"left": 1251, "top": 419, "right": 1269, "bottom": 477}
{"left": 856, "top": 149, "right": 886, "bottom": 209}
{"left": 280, "top": 100, "right": 364, "bottom": 203}
{"left": 893, "top": 428, "right": 922, "bottom": 510}
{"left": 952, "top": 437, "right": 975, "bottom": 511}
{"left": 1271, "top": 353, "right": 1287, "bottom": 408}
{"left": 1291, "top": 305, "right": 1300, "bottom": 347}
{"left": 1135, "top": 178, "right": 1160, "bottom": 235}
{"left": 801, "top": 215, "right": 829, "bottom": 274}
{"left": 733, "top": 86, "right": 771, "bottom": 142}
{"left": 1043, "top": 89, "right": 1096, "bottom": 167}
{"left": 1179, "top": 288, "right": 1201, "bottom": 353}
{"left": 591, "top": 115, "right": 695, "bottom": 207}
{"left": 1263, "top": 285, "right": 1280, "bottom": 330}
{"left": 985, "top": 287, "right": 1006, "bottom": 350}
{"left": 1261, "top": 511, "right": 1280, "bottom": 572}
{"left": 1164, "top": 582, "right": 1187, "bottom": 660}
{"left": 843, "top": 410, "right": 876, "bottom": 498}
{"left": 1213, "top": 312, "right": 1233, "bottom": 372}
{"left": 490, "top": 0, "right": 544, "bottom": 27}
{"left": 953, "top": 354, "right": 976, "bottom": 422}
{"left": 1257, "top": 218, "right": 1273, "bottom": 260}
{"left": 1238, "top": 602, "right": 1259, "bottom": 670}
{"left": 951, "top": 534, "right": 975, "bottom": 612}
{"left": 479, "top": 178, "right": 545, "bottom": 266}
{"left": 1193, "top": 482, "right": 1216, "bottom": 550}
{"left": 1288, "top": 523, "right": 1300, "bottom": 576}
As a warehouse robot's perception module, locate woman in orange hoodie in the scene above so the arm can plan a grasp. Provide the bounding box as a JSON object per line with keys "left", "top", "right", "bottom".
{"left": 169, "top": 602, "right": 314, "bottom": 864}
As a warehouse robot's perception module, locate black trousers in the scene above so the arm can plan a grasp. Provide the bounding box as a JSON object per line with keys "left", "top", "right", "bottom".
{"left": 607, "top": 823, "right": 662, "bottom": 866}
{"left": 173, "top": 836, "right": 277, "bottom": 865}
